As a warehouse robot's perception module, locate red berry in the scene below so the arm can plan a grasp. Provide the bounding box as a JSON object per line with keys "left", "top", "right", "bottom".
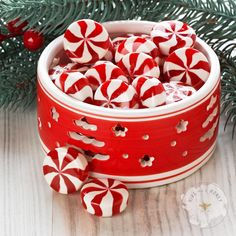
{"left": 23, "top": 30, "right": 44, "bottom": 51}
{"left": 7, "top": 18, "right": 28, "bottom": 35}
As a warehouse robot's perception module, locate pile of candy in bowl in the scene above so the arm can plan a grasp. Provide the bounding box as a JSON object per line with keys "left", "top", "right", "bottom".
{"left": 49, "top": 19, "right": 210, "bottom": 109}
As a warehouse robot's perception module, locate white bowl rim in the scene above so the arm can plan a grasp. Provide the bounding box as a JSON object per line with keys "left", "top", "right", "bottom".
{"left": 37, "top": 20, "right": 221, "bottom": 118}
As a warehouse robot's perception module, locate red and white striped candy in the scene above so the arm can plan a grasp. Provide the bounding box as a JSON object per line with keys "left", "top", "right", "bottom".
{"left": 163, "top": 47, "right": 210, "bottom": 89}
{"left": 85, "top": 62, "right": 128, "bottom": 91}
{"left": 163, "top": 81, "right": 196, "bottom": 104}
{"left": 151, "top": 20, "right": 196, "bottom": 56}
{"left": 117, "top": 52, "right": 160, "bottom": 81}
{"left": 49, "top": 63, "right": 89, "bottom": 81}
{"left": 127, "top": 33, "right": 150, "bottom": 39}
{"left": 112, "top": 34, "right": 150, "bottom": 49}
{"left": 94, "top": 79, "right": 138, "bottom": 109}
{"left": 63, "top": 19, "right": 110, "bottom": 64}
{"left": 103, "top": 38, "right": 114, "bottom": 61}
{"left": 80, "top": 178, "right": 129, "bottom": 217}
{"left": 115, "top": 36, "right": 161, "bottom": 64}
{"left": 55, "top": 71, "right": 93, "bottom": 103}
{"left": 132, "top": 76, "right": 166, "bottom": 108}
{"left": 43, "top": 147, "right": 89, "bottom": 194}
{"left": 112, "top": 36, "right": 128, "bottom": 49}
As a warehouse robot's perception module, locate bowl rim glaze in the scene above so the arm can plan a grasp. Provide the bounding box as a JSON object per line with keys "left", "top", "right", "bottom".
{"left": 37, "top": 20, "right": 220, "bottom": 118}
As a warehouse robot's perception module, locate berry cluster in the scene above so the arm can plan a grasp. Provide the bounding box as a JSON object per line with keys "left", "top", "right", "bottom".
{"left": 49, "top": 19, "right": 210, "bottom": 109}
{"left": 0, "top": 18, "right": 44, "bottom": 51}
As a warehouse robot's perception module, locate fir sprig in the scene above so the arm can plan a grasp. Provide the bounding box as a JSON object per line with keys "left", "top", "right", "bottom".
{"left": 0, "top": 0, "right": 236, "bottom": 135}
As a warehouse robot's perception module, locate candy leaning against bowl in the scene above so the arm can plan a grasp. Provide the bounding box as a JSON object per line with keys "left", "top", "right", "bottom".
{"left": 37, "top": 20, "right": 221, "bottom": 189}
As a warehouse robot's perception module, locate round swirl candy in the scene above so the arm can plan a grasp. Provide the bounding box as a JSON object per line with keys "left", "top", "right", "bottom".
{"left": 85, "top": 61, "right": 128, "bottom": 91}
{"left": 151, "top": 20, "right": 196, "bottom": 56}
{"left": 115, "top": 36, "right": 161, "bottom": 64}
{"left": 112, "top": 36, "right": 128, "bottom": 49}
{"left": 103, "top": 38, "right": 115, "bottom": 61}
{"left": 55, "top": 71, "right": 93, "bottom": 103}
{"left": 132, "top": 76, "right": 166, "bottom": 108}
{"left": 112, "top": 34, "right": 150, "bottom": 50}
{"left": 94, "top": 79, "right": 139, "bottom": 109}
{"left": 80, "top": 178, "right": 129, "bottom": 217}
{"left": 63, "top": 19, "right": 110, "bottom": 64}
{"left": 163, "top": 47, "right": 210, "bottom": 89}
{"left": 49, "top": 63, "right": 89, "bottom": 82}
{"left": 126, "top": 33, "right": 150, "bottom": 39}
{"left": 43, "top": 147, "right": 89, "bottom": 194}
{"left": 117, "top": 52, "right": 160, "bottom": 81}
{"left": 163, "top": 81, "right": 196, "bottom": 104}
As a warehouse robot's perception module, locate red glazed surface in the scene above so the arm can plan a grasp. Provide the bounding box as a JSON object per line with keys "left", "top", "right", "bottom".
{"left": 38, "top": 79, "right": 220, "bottom": 175}
{"left": 37, "top": 21, "right": 221, "bottom": 188}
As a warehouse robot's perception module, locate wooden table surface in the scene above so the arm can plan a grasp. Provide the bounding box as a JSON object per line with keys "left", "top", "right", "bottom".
{"left": 0, "top": 109, "right": 235, "bottom": 236}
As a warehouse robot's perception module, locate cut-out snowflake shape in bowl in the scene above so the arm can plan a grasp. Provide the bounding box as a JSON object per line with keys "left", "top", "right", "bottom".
{"left": 51, "top": 107, "right": 59, "bottom": 122}
{"left": 112, "top": 124, "right": 128, "bottom": 137}
{"left": 139, "top": 155, "right": 155, "bottom": 167}
{"left": 38, "top": 117, "right": 42, "bottom": 129}
{"left": 176, "top": 119, "right": 188, "bottom": 134}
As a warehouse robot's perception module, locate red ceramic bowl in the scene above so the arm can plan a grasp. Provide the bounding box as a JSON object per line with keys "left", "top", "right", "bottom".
{"left": 37, "top": 21, "right": 221, "bottom": 188}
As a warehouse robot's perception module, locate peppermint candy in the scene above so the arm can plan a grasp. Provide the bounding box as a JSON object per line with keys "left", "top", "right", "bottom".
{"left": 132, "top": 76, "right": 166, "bottom": 108}
{"left": 115, "top": 36, "right": 160, "bottom": 64}
{"left": 55, "top": 71, "right": 93, "bottom": 103}
{"left": 103, "top": 39, "right": 114, "bottom": 61}
{"left": 163, "top": 47, "right": 210, "bottom": 89}
{"left": 64, "top": 19, "right": 110, "bottom": 64}
{"left": 85, "top": 62, "right": 128, "bottom": 91}
{"left": 49, "top": 63, "right": 89, "bottom": 81}
{"left": 80, "top": 178, "right": 129, "bottom": 217}
{"left": 43, "top": 147, "right": 89, "bottom": 194}
{"left": 127, "top": 33, "right": 150, "bottom": 39}
{"left": 163, "top": 81, "right": 196, "bottom": 104}
{"left": 112, "top": 34, "right": 149, "bottom": 50}
{"left": 112, "top": 36, "right": 128, "bottom": 49}
{"left": 117, "top": 52, "right": 160, "bottom": 81}
{"left": 151, "top": 20, "right": 196, "bottom": 56}
{"left": 94, "top": 79, "right": 139, "bottom": 109}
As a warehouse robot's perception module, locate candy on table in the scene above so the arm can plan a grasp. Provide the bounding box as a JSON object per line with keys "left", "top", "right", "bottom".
{"left": 55, "top": 70, "right": 93, "bottom": 103}
{"left": 163, "top": 81, "right": 196, "bottom": 104}
{"left": 80, "top": 178, "right": 129, "bottom": 217}
{"left": 49, "top": 63, "right": 89, "bottom": 81}
{"left": 63, "top": 19, "right": 110, "bottom": 64}
{"left": 85, "top": 61, "right": 128, "bottom": 91}
{"left": 115, "top": 36, "right": 161, "bottom": 64}
{"left": 43, "top": 147, "right": 89, "bottom": 194}
{"left": 94, "top": 79, "right": 139, "bottom": 109}
{"left": 117, "top": 52, "right": 160, "bottom": 82}
{"left": 163, "top": 47, "right": 210, "bottom": 89}
{"left": 151, "top": 20, "right": 196, "bottom": 56}
{"left": 132, "top": 75, "right": 166, "bottom": 108}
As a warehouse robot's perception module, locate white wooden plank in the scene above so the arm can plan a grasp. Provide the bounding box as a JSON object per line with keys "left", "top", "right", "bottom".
{"left": 0, "top": 109, "right": 235, "bottom": 236}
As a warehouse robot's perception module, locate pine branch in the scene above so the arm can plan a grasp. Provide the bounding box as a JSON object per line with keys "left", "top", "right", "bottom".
{"left": 0, "top": 38, "right": 39, "bottom": 109}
